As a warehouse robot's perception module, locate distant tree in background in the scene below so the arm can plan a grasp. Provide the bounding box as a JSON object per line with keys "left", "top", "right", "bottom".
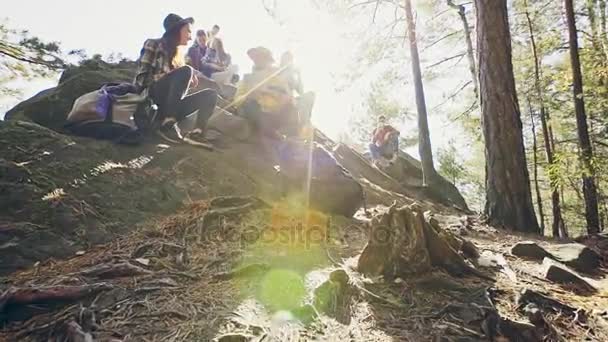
{"left": 0, "top": 20, "right": 67, "bottom": 97}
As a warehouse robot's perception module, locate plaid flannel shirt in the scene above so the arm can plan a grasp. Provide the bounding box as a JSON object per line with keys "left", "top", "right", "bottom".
{"left": 134, "top": 38, "right": 172, "bottom": 91}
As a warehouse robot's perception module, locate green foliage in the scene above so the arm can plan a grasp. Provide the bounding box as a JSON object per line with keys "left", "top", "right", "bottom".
{"left": 437, "top": 143, "right": 465, "bottom": 184}
{"left": 0, "top": 19, "right": 68, "bottom": 97}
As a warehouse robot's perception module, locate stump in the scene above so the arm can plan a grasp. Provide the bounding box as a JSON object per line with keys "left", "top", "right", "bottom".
{"left": 358, "top": 203, "right": 491, "bottom": 280}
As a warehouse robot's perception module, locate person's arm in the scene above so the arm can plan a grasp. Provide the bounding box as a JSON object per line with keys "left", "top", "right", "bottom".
{"left": 134, "top": 39, "right": 162, "bottom": 91}
{"left": 371, "top": 128, "right": 379, "bottom": 144}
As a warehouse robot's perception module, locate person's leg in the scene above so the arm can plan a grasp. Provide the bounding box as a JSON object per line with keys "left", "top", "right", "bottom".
{"left": 149, "top": 66, "right": 192, "bottom": 122}
{"left": 369, "top": 143, "right": 381, "bottom": 160}
{"left": 297, "top": 91, "right": 315, "bottom": 124}
{"left": 175, "top": 88, "right": 218, "bottom": 129}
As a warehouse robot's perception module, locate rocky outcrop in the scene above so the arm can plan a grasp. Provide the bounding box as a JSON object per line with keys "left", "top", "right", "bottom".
{"left": 1, "top": 60, "right": 469, "bottom": 276}
{"left": 5, "top": 59, "right": 136, "bottom": 130}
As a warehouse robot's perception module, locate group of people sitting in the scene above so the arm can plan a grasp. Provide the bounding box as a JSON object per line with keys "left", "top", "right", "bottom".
{"left": 134, "top": 13, "right": 315, "bottom": 145}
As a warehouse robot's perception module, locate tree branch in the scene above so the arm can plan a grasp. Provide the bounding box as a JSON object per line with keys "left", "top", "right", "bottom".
{"left": 426, "top": 52, "right": 466, "bottom": 69}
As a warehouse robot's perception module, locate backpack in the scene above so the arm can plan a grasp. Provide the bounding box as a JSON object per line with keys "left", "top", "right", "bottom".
{"left": 65, "top": 83, "right": 157, "bottom": 145}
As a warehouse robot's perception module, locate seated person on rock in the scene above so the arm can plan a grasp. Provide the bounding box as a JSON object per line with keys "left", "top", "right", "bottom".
{"left": 134, "top": 13, "right": 217, "bottom": 144}
{"left": 369, "top": 115, "right": 400, "bottom": 166}
{"left": 185, "top": 29, "right": 227, "bottom": 99}
{"left": 233, "top": 47, "right": 298, "bottom": 140}
{"left": 207, "top": 24, "right": 220, "bottom": 48}
{"left": 202, "top": 38, "right": 239, "bottom": 87}
{"left": 280, "top": 51, "right": 316, "bottom": 139}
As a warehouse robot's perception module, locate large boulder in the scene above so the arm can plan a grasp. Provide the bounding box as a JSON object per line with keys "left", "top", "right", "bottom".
{"left": 5, "top": 59, "right": 136, "bottom": 130}
{"left": 511, "top": 241, "right": 551, "bottom": 260}
{"left": 542, "top": 258, "right": 598, "bottom": 294}
{"left": 545, "top": 243, "right": 601, "bottom": 274}
{"left": 382, "top": 151, "right": 469, "bottom": 211}
{"left": 511, "top": 241, "right": 601, "bottom": 274}
{"left": 278, "top": 140, "right": 364, "bottom": 217}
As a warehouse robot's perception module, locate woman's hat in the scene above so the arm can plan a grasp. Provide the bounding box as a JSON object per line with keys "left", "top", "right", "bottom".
{"left": 247, "top": 46, "right": 275, "bottom": 65}
{"left": 163, "top": 13, "right": 194, "bottom": 34}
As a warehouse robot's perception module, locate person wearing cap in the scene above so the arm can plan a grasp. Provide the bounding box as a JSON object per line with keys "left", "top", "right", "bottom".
{"left": 369, "top": 115, "right": 400, "bottom": 166}
{"left": 134, "top": 13, "right": 217, "bottom": 145}
{"left": 233, "top": 46, "right": 298, "bottom": 139}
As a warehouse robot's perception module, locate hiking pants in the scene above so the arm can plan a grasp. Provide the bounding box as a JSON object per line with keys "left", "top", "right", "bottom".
{"left": 369, "top": 134, "right": 399, "bottom": 160}
{"left": 150, "top": 66, "right": 217, "bottom": 128}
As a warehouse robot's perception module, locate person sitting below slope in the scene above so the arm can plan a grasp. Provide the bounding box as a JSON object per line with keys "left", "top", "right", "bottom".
{"left": 369, "top": 115, "right": 400, "bottom": 167}
{"left": 134, "top": 14, "right": 217, "bottom": 146}
{"left": 233, "top": 46, "right": 298, "bottom": 140}
{"left": 280, "top": 51, "right": 315, "bottom": 139}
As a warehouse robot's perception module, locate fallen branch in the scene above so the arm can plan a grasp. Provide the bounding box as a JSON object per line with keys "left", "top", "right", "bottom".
{"left": 0, "top": 284, "right": 113, "bottom": 314}
{"left": 79, "top": 262, "right": 152, "bottom": 279}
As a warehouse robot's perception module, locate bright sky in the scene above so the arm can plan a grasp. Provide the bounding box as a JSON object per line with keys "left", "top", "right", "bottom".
{"left": 2, "top": 0, "right": 470, "bottom": 160}
{"left": 2, "top": 0, "right": 359, "bottom": 138}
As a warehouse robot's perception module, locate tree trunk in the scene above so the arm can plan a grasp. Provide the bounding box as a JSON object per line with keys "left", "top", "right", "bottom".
{"left": 528, "top": 102, "right": 546, "bottom": 235}
{"left": 524, "top": 0, "right": 567, "bottom": 238}
{"left": 475, "top": 0, "right": 540, "bottom": 233}
{"left": 404, "top": 0, "right": 438, "bottom": 186}
{"left": 600, "top": 0, "right": 608, "bottom": 52}
{"left": 447, "top": 0, "right": 478, "bottom": 98}
{"left": 565, "top": 0, "right": 601, "bottom": 235}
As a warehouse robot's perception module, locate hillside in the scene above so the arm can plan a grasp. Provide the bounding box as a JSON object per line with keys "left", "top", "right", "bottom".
{"left": 0, "top": 62, "right": 607, "bottom": 341}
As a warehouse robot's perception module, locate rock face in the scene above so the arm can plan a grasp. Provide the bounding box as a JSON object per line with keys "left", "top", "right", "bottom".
{"left": 278, "top": 141, "right": 364, "bottom": 217}
{"left": 378, "top": 151, "right": 469, "bottom": 211}
{"left": 542, "top": 258, "right": 598, "bottom": 294}
{"left": 1, "top": 59, "right": 469, "bottom": 276}
{"left": 5, "top": 59, "right": 136, "bottom": 130}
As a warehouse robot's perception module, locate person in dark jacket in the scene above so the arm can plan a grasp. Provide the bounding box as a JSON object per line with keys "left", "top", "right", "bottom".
{"left": 186, "top": 29, "right": 208, "bottom": 72}
{"left": 134, "top": 13, "right": 217, "bottom": 145}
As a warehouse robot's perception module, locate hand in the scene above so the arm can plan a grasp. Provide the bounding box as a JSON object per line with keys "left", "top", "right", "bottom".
{"left": 190, "top": 75, "right": 199, "bottom": 88}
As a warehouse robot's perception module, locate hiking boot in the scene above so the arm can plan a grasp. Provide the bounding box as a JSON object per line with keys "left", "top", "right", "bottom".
{"left": 158, "top": 120, "right": 183, "bottom": 143}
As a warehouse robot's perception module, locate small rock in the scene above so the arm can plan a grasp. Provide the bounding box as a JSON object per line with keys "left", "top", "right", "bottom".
{"left": 394, "top": 277, "right": 404, "bottom": 284}
{"left": 134, "top": 258, "right": 150, "bottom": 266}
{"left": 545, "top": 243, "right": 601, "bottom": 274}
{"left": 511, "top": 241, "right": 550, "bottom": 260}
{"left": 291, "top": 304, "right": 318, "bottom": 325}
{"left": 75, "top": 250, "right": 86, "bottom": 256}
{"left": 542, "top": 258, "right": 598, "bottom": 294}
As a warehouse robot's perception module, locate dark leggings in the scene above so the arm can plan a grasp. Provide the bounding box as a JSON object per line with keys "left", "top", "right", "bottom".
{"left": 150, "top": 66, "right": 217, "bottom": 128}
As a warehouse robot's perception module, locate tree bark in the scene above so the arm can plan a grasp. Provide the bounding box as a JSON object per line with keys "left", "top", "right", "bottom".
{"left": 447, "top": 0, "right": 478, "bottom": 99}
{"left": 600, "top": 0, "right": 608, "bottom": 52}
{"left": 565, "top": 0, "right": 601, "bottom": 235}
{"left": 524, "top": 0, "right": 567, "bottom": 238}
{"left": 475, "top": 0, "right": 540, "bottom": 233}
{"left": 404, "top": 0, "right": 438, "bottom": 186}
{"left": 528, "top": 102, "right": 546, "bottom": 235}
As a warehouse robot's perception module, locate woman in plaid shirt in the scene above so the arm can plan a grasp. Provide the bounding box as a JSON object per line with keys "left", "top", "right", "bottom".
{"left": 134, "top": 13, "right": 217, "bottom": 144}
